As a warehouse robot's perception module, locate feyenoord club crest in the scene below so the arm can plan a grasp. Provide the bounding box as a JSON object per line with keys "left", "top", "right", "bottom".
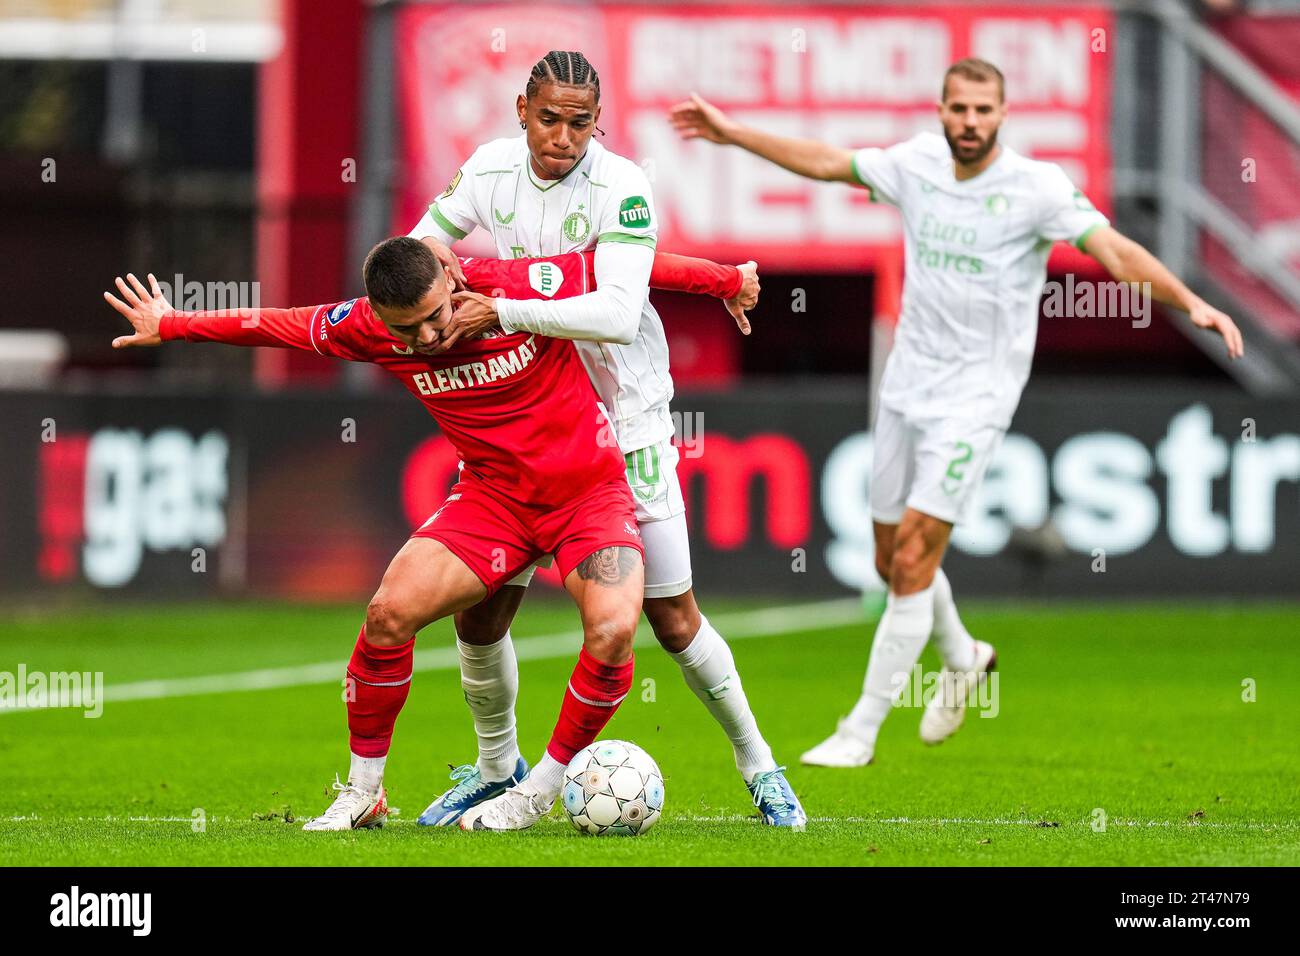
{"left": 563, "top": 211, "right": 591, "bottom": 243}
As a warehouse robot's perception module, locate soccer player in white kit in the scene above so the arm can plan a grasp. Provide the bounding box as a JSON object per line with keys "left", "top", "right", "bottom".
{"left": 408, "top": 51, "right": 806, "bottom": 829}
{"left": 670, "top": 58, "right": 1243, "bottom": 767}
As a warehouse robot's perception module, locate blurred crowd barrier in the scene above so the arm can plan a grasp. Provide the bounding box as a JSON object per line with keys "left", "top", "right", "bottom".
{"left": 3, "top": 381, "right": 1297, "bottom": 602}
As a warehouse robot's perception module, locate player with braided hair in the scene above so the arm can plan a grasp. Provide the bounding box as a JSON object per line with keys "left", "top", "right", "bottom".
{"left": 525, "top": 49, "right": 600, "bottom": 104}
{"left": 409, "top": 51, "right": 806, "bottom": 832}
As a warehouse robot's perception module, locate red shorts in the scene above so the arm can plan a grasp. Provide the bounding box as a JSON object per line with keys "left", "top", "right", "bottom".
{"left": 412, "top": 475, "right": 644, "bottom": 596}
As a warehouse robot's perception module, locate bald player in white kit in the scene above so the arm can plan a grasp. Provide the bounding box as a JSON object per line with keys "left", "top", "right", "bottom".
{"left": 670, "top": 57, "right": 1243, "bottom": 767}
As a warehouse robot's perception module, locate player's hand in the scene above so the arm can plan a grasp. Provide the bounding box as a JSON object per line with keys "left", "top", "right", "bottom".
{"left": 436, "top": 290, "right": 501, "bottom": 353}
{"left": 420, "top": 237, "right": 466, "bottom": 293}
{"left": 724, "top": 260, "right": 759, "bottom": 335}
{"left": 1189, "top": 298, "right": 1244, "bottom": 360}
{"left": 103, "top": 272, "right": 169, "bottom": 348}
{"left": 668, "top": 93, "right": 740, "bottom": 145}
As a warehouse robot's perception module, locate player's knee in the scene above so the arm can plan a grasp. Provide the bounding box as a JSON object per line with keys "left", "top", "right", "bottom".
{"left": 874, "top": 551, "right": 893, "bottom": 584}
{"left": 454, "top": 610, "right": 505, "bottom": 645}
{"left": 365, "top": 595, "right": 414, "bottom": 647}
{"left": 454, "top": 585, "right": 523, "bottom": 646}
{"left": 644, "top": 600, "right": 700, "bottom": 653}
{"left": 888, "top": 546, "right": 925, "bottom": 590}
{"left": 890, "top": 548, "right": 940, "bottom": 594}
{"left": 583, "top": 613, "right": 637, "bottom": 665}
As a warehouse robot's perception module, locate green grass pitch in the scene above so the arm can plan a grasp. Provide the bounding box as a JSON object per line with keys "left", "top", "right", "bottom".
{"left": 1, "top": 597, "right": 1297, "bottom": 866}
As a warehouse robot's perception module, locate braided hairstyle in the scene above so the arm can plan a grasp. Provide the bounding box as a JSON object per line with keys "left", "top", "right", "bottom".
{"left": 525, "top": 51, "right": 600, "bottom": 103}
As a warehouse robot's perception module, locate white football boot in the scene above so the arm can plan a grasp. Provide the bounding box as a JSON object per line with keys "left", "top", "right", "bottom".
{"left": 799, "top": 719, "right": 875, "bottom": 768}
{"left": 302, "top": 775, "right": 388, "bottom": 831}
{"left": 919, "top": 640, "right": 997, "bottom": 746}
{"left": 458, "top": 785, "right": 553, "bottom": 832}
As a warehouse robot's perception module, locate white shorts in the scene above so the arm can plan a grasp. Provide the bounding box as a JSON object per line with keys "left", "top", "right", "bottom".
{"left": 870, "top": 403, "right": 1005, "bottom": 526}
{"left": 506, "top": 437, "right": 693, "bottom": 598}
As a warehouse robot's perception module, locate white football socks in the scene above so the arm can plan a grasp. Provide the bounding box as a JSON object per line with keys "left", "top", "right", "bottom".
{"left": 931, "top": 569, "right": 978, "bottom": 671}
{"left": 845, "top": 585, "right": 936, "bottom": 741}
{"left": 457, "top": 634, "right": 521, "bottom": 782}
{"left": 522, "top": 752, "right": 566, "bottom": 803}
{"left": 348, "top": 753, "right": 386, "bottom": 795}
{"left": 670, "top": 615, "right": 777, "bottom": 781}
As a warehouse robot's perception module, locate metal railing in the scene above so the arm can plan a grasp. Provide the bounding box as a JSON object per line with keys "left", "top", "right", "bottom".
{"left": 1113, "top": 0, "right": 1300, "bottom": 394}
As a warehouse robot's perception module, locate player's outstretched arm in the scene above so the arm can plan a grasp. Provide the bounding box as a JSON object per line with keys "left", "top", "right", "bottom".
{"left": 668, "top": 93, "right": 857, "bottom": 184}
{"left": 104, "top": 271, "right": 340, "bottom": 353}
{"left": 1080, "top": 226, "right": 1245, "bottom": 359}
{"left": 459, "top": 248, "right": 751, "bottom": 302}
{"left": 646, "top": 251, "right": 745, "bottom": 297}
{"left": 647, "top": 252, "right": 759, "bottom": 335}
{"left": 455, "top": 250, "right": 760, "bottom": 337}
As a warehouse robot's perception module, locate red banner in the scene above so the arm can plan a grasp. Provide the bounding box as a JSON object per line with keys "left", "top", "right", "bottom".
{"left": 396, "top": 3, "right": 1113, "bottom": 271}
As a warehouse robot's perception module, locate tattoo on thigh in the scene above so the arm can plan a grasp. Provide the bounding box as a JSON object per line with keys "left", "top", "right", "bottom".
{"left": 576, "top": 547, "right": 639, "bottom": 586}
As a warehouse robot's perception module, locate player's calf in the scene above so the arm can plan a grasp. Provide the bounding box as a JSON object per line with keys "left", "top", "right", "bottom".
{"left": 461, "top": 647, "right": 636, "bottom": 832}
{"left": 462, "top": 548, "right": 643, "bottom": 831}
{"left": 644, "top": 592, "right": 701, "bottom": 654}
{"left": 345, "top": 625, "right": 414, "bottom": 772}
{"left": 655, "top": 591, "right": 799, "bottom": 811}
{"left": 302, "top": 624, "right": 412, "bottom": 831}
{"left": 309, "top": 537, "right": 488, "bottom": 831}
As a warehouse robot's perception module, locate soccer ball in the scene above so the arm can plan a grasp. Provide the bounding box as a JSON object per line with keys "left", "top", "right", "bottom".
{"left": 561, "top": 740, "right": 664, "bottom": 836}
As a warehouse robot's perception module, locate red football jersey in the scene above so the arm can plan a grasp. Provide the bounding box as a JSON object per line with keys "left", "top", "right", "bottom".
{"left": 158, "top": 250, "right": 742, "bottom": 508}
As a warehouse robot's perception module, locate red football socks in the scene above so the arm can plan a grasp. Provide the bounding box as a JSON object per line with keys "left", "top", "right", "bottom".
{"left": 345, "top": 626, "right": 415, "bottom": 758}
{"left": 546, "top": 647, "right": 634, "bottom": 764}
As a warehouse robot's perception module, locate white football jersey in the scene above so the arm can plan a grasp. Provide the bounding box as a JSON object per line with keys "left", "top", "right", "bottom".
{"left": 854, "top": 132, "right": 1108, "bottom": 429}
{"left": 428, "top": 135, "right": 674, "bottom": 453}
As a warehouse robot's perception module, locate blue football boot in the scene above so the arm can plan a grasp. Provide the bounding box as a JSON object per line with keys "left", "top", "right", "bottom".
{"left": 747, "top": 765, "right": 808, "bottom": 830}
{"left": 417, "top": 757, "right": 529, "bottom": 827}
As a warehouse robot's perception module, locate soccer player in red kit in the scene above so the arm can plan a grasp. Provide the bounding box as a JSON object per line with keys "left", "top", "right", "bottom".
{"left": 102, "top": 237, "right": 753, "bottom": 831}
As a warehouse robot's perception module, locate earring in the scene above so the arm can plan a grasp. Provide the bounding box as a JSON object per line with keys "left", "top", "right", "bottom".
{"left": 520, "top": 121, "right": 526, "bottom": 129}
